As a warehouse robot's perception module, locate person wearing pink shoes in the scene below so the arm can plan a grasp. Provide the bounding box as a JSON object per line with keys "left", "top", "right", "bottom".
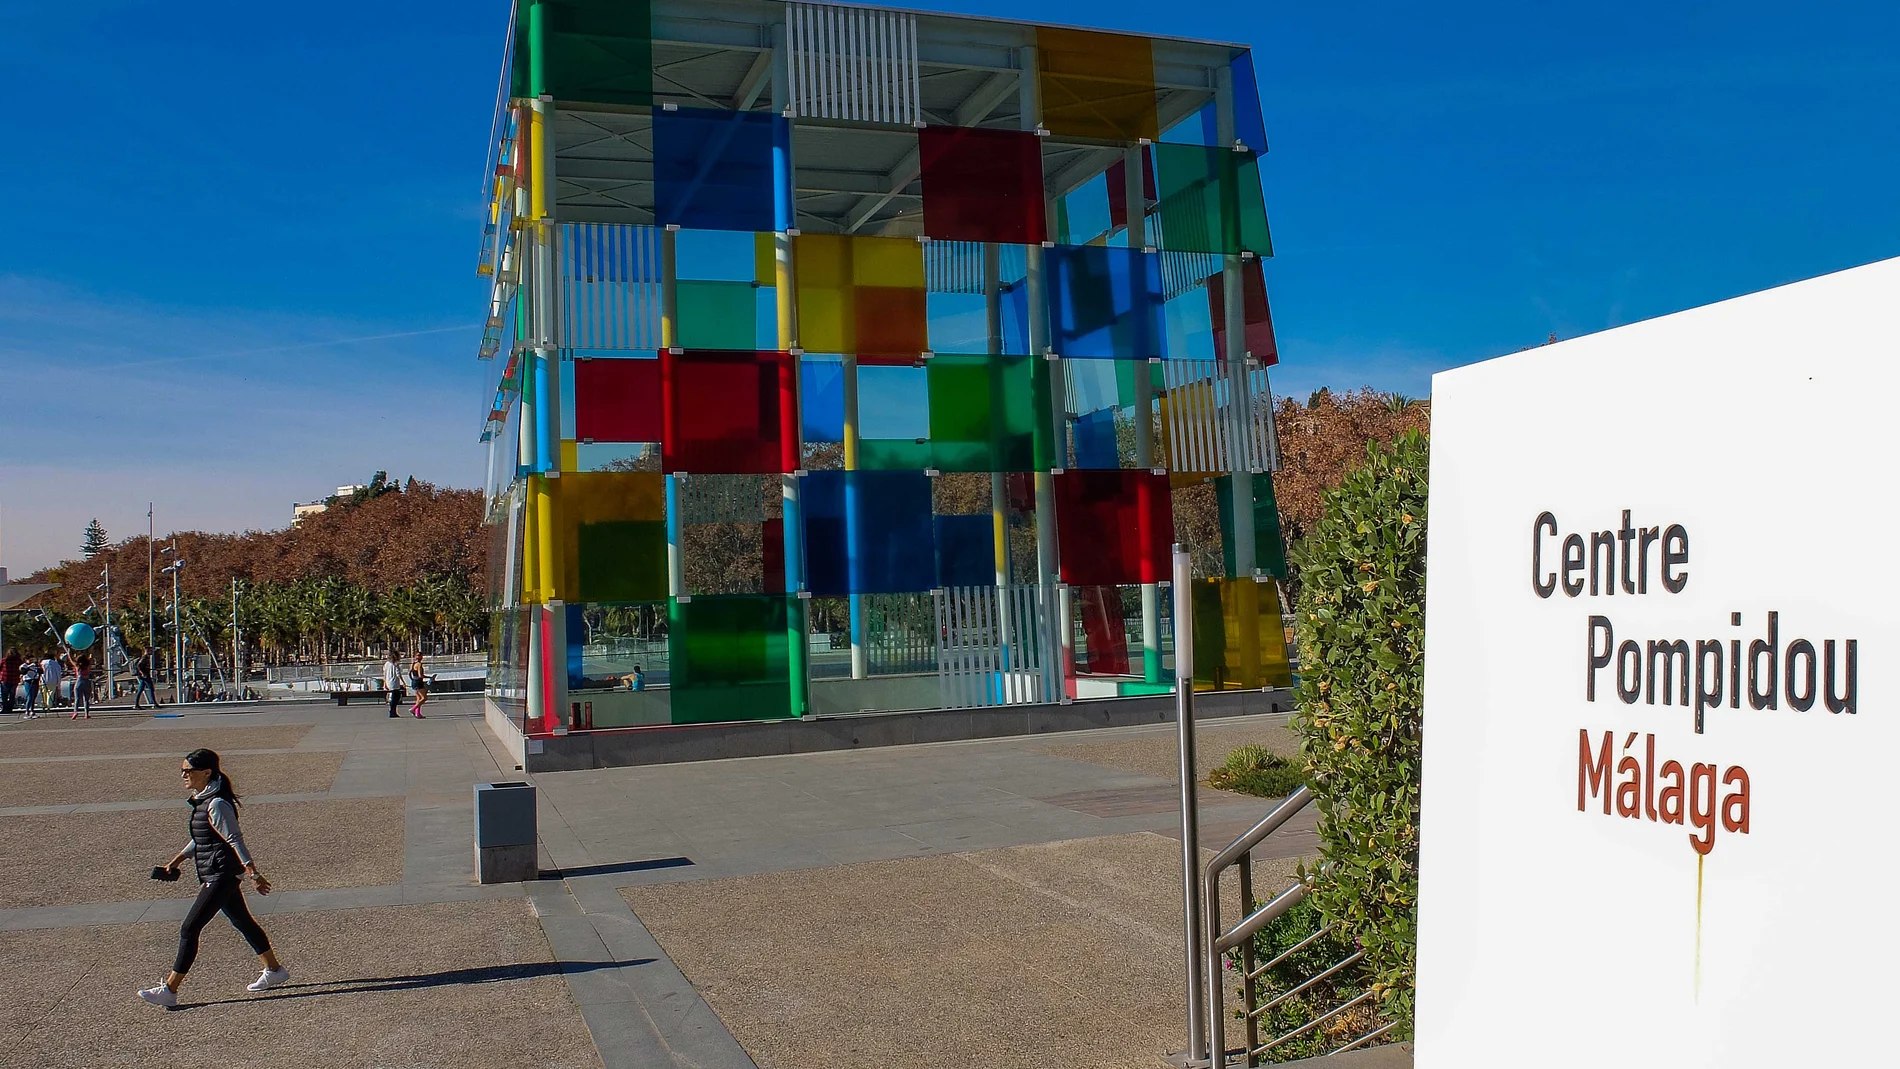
{"left": 138, "top": 749, "right": 288, "bottom": 1008}
{"left": 408, "top": 651, "right": 429, "bottom": 718}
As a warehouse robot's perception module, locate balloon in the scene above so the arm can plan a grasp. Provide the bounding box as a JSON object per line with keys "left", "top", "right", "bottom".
{"left": 64, "top": 622, "right": 96, "bottom": 650}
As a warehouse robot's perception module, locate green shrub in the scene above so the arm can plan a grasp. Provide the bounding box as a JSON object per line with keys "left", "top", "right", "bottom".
{"left": 1233, "top": 897, "right": 1377, "bottom": 1062}
{"left": 1290, "top": 429, "right": 1427, "bottom": 1033}
{"left": 1207, "top": 744, "right": 1307, "bottom": 799}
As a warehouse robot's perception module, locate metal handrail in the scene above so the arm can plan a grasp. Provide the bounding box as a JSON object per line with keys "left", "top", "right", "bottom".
{"left": 1203, "top": 785, "right": 1393, "bottom": 1066}
{"left": 1208, "top": 784, "right": 1314, "bottom": 872}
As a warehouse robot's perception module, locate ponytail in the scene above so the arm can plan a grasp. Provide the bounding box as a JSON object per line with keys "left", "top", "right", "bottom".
{"left": 183, "top": 748, "right": 241, "bottom": 807}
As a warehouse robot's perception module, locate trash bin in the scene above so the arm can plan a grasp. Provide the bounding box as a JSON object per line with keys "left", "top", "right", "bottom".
{"left": 473, "top": 781, "right": 538, "bottom": 884}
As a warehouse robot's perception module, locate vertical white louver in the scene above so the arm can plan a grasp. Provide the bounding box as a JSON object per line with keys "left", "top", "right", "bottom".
{"left": 560, "top": 223, "right": 662, "bottom": 351}
{"left": 1161, "top": 359, "right": 1276, "bottom": 475}
{"left": 934, "top": 584, "right": 1057, "bottom": 708}
{"left": 786, "top": 2, "right": 921, "bottom": 125}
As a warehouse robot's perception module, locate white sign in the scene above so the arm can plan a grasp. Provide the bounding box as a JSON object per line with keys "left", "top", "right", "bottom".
{"left": 1416, "top": 258, "right": 1899, "bottom": 1067}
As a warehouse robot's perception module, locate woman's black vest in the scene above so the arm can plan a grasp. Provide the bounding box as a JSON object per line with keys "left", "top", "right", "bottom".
{"left": 188, "top": 793, "right": 239, "bottom": 882}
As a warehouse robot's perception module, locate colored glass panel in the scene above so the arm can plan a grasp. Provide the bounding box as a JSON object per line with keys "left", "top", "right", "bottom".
{"left": 575, "top": 521, "right": 667, "bottom": 601}
{"left": 857, "top": 365, "right": 930, "bottom": 440}
{"left": 677, "top": 280, "right": 759, "bottom": 350}
{"left": 1053, "top": 470, "right": 1172, "bottom": 586}
{"left": 858, "top": 439, "right": 935, "bottom": 471}
{"left": 667, "top": 594, "right": 792, "bottom": 722}
{"left": 1073, "top": 408, "right": 1119, "bottom": 469}
{"left": 926, "top": 354, "right": 1035, "bottom": 472}
{"left": 1206, "top": 258, "right": 1278, "bottom": 365}
{"left": 1230, "top": 54, "right": 1270, "bottom": 155}
{"left": 801, "top": 359, "right": 845, "bottom": 443}
{"left": 1106, "top": 149, "right": 1158, "bottom": 233}
{"left": 573, "top": 356, "right": 662, "bottom": 444}
{"left": 918, "top": 127, "right": 1047, "bottom": 245}
{"left": 1046, "top": 246, "right": 1164, "bottom": 359}
{"left": 1075, "top": 585, "right": 1131, "bottom": 676}
{"left": 800, "top": 470, "right": 936, "bottom": 595}
{"left": 1152, "top": 144, "right": 1273, "bottom": 257}
{"left": 511, "top": 0, "right": 654, "bottom": 107}
{"left": 653, "top": 108, "right": 788, "bottom": 232}
{"left": 935, "top": 514, "right": 995, "bottom": 587}
{"left": 1190, "top": 578, "right": 1293, "bottom": 691}
{"left": 1034, "top": 27, "right": 1158, "bottom": 142}
{"left": 793, "top": 235, "right": 927, "bottom": 360}
{"left": 1216, "top": 472, "right": 1288, "bottom": 579}
{"left": 661, "top": 350, "right": 795, "bottom": 474}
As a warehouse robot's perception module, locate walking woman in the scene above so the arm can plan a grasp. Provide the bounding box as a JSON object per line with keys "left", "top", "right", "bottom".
{"left": 139, "top": 749, "right": 288, "bottom": 1008}
{"left": 408, "top": 651, "right": 429, "bottom": 718}
{"left": 67, "top": 649, "right": 92, "bottom": 719}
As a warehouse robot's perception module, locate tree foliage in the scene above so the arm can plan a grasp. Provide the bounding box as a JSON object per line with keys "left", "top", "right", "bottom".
{"left": 1272, "top": 388, "right": 1431, "bottom": 553}
{"left": 81, "top": 519, "right": 109, "bottom": 559}
{"left": 1291, "top": 429, "right": 1428, "bottom": 1032}
{"left": 16, "top": 477, "right": 486, "bottom": 663}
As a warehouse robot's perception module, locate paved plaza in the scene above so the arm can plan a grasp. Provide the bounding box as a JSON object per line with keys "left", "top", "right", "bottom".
{"left": 0, "top": 697, "right": 1323, "bottom": 1068}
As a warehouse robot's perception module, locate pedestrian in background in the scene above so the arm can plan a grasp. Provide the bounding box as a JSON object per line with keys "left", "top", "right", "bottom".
{"left": 21, "top": 658, "right": 41, "bottom": 716}
{"left": 68, "top": 649, "right": 93, "bottom": 719}
{"left": 2, "top": 651, "right": 20, "bottom": 716}
{"left": 38, "top": 654, "right": 61, "bottom": 711}
{"left": 408, "top": 651, "right": 428, "bottom": 718}
{"left": 383, "top": 650, "right": 402, "bottom": 719}
{"left": 133, "top": 648, "right": 159, "bottom": 709}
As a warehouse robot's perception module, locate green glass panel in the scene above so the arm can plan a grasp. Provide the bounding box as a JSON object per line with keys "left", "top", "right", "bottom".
{"left": 1215, "top": 473, "right": 1288, "bottom": 579}
{"left": 576, "top": 521, "right": 668, "bottom": 602}
{"left": 513, "top": 0, "right": 655, "bottom": 106}
{"left": 1153, "top": 145, "right": 1273, "bottom": 257}
{"left": 858, "top": 438, "right": 934, "bottom": 470}
{"left": 666, "top": 595, "right": 792, "bottom": 723}
{"left": 677, "top": 281, "right": 758, "bottom": 351}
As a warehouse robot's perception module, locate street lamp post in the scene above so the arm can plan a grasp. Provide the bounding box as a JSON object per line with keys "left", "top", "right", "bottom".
{"left": 97, "top": 564, "right": 114, "bottom": 698}
{"left": 161, "top": 551, "right": 185, "bottom": 702}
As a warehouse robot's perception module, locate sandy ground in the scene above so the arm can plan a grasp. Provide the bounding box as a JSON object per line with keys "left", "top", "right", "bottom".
{"left": 624, "top": 831, "right": 1302, "bottom": 1069}
{"left": 0, "top": 723, "right": 314, "bottom": 759}
{"left": 1041, "top": 716, "right": 1304, "bottom": 784}
{"left": 0, "top": 751, "right": 345, "bottom": 807}
{"left": 0, "top": 899, "right": 602, "bottom": 1069}
{"left": 7, "top": 796, "right": 406, "bottom": 908}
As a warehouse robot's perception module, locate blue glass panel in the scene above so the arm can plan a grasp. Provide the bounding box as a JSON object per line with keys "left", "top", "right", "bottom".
{"left": 1073, "top": 408, "right": 1119, "bottom": 469}
{"left": 653, "top": 108, "right": 789, "bottom": 232}
{"left": 936, "top": 514, "right": 995, "bottom": 587}
{"left": 801, "top": 470, "right": 935, "bottom": 595}
{"left": 1046, "top": 246, "right": 1165, "bottom": 360}
{"left": 801, "top": 359, "right": 845, "bottom": 443}
{"left": 857, "top": 366, "right": 929, "bottom": 440}
{"left": 999, "top": 281, "right": 1032, "bottom": 355}
{"left": 1230, "top": 54, "right": 1269, "bottom": 155}
{"left": 676, "top": 229, "right": 760, "bottom": 281}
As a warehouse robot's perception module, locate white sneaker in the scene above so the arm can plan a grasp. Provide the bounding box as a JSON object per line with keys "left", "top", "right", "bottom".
{"left": 247, "top": 967, "right": 289, "bottom": 992}
{"left": 138, "top": 984, "right": 177, "bottom": 1008}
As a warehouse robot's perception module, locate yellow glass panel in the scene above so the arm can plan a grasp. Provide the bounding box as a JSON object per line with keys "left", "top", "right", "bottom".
{"left": 850, "top": 235, "right": 925, "bottom": 288}
{"left": 1035, "top": 26, "right": 1158, "bottom": 142}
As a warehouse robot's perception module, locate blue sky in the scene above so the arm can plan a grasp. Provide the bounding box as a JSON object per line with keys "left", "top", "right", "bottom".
{"left": 4, "top": 0, "right": 1896, "bottom": 573}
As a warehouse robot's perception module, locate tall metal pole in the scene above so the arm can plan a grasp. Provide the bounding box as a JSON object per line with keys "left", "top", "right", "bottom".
{"left": 100, "top": 564, "right": 113, "bottom": 698}
{"left": 146, "top": 504, "right": 155, "bottom": 652}
{"left": 171, "top": 562, "right": 183, "bottom": 702}
{"left": 231, "top": 577, "right": 241, "bottom": 700}
{"left": 1172, "top": 543, "right": 1207, "bottom": 1062}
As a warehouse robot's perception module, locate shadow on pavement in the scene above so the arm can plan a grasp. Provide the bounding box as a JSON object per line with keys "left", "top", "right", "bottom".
{"left": 179, "top": 959, "right": 643, "bottom": 1008}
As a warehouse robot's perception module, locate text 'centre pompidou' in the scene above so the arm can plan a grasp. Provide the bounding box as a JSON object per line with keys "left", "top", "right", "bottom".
{"left": 477, "top": 0, "right": 1292, "bottom": 736}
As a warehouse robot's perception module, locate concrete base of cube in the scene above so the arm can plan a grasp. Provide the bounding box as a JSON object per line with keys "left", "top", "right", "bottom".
{"left": 476, "top": 843, "right": 538, "bottom": 884}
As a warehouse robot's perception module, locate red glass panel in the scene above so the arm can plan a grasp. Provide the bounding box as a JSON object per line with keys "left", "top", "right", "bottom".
{"left": 1054, "top": 470, "right": 1172, "bottom": 586}
{"left": 574, "top": 357, "right": 663, "bottom": 443}
{"left": 1206, "top": 258, "right": 1278, "bottom": 366}
{"left": 660, "top": 350, "right": 796, "bottom": 474}
{"left": 919, "top": 127, "right": 1047, "bottom": 245}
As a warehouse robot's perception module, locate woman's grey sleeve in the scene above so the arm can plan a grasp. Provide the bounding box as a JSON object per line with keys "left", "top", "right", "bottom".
{"left": 206, "top": 798, "right": 254, "bottom": 866}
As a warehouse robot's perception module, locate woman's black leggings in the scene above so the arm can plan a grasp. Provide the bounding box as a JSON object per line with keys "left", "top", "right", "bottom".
{"left": 174, "top": 878, "right": 271, "bottom": 974}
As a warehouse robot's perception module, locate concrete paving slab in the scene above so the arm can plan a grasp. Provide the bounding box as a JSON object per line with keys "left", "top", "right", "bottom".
{"left": 0, "top": 899, "right": 601, "bottom": 1069}
{"left": 0, "top": 723, "right": 313, "bottom": 759}
{"left": 0, "top": 750, "right": 345, "bottom": 806}
{"left": 1037, "top": 714, "right": 1301, "bottom": 785}
{"left": 5, "top": 796, "right": 405, "bottom": 908}
{"left": 619, "top": 832, "right": 1304, "bottom": 1069}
